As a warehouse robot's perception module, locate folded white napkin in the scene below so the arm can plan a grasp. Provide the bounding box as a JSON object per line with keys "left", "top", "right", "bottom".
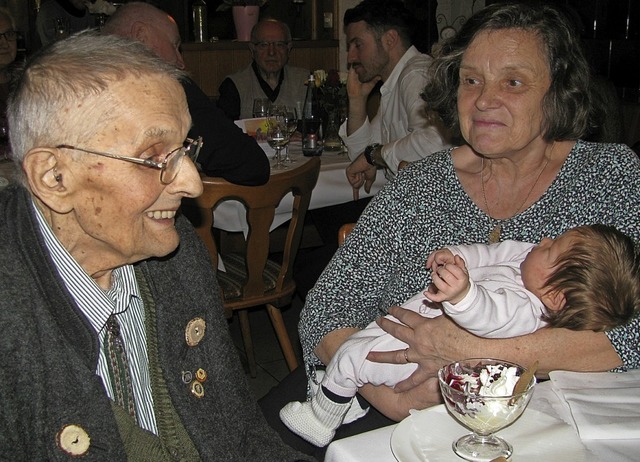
{"left": 234, "top": 118, "right": 275, "bottom": 157}
{"left": 549, "top": 370, "right": 640, "bottom": 440}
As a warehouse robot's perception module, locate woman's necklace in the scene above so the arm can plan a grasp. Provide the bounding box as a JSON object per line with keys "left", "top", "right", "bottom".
{"left": 481, "top": 143, "right": 554, "bottom": 244}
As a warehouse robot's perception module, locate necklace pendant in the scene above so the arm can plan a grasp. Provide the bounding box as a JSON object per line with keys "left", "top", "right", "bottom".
{"left": 489, "top": 223, "right": 502, "bottom": 244}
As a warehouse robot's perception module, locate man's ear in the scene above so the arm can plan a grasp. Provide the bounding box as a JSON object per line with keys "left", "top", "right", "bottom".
{"left": 541, "top": 289, "right": 566, "bottom": 312}
{"left": 382, "top": 29, "right": 400, "bottom": 50}
{"left": 131, "top": 21, "right": 150, "bottom": 45}
{"left": 22, "top": 147, "right": 74, "bottom": 214}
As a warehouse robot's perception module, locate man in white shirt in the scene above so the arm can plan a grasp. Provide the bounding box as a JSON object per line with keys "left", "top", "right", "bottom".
{"left": 342, "top": 0, "right": 451, "bottom": 196}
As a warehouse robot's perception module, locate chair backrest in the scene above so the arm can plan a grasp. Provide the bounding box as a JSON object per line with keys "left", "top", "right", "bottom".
{"left": 183, "top": 157, "right": 321, "bottom": 300}
{"left": 338, "top": 223, "right": 355, "bottom": 246}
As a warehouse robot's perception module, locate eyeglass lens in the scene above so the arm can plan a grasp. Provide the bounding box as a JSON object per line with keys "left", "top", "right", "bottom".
{"left": 161, "top": 139, "right": 201, "bottom": 184}
{"left": 0, "top": 31, "right": 16, "bottom": 41}
{"left": 254, "top": 41, "right": 289, "bottom": 51}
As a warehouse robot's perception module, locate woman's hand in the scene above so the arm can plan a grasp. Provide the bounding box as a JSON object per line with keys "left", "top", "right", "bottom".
{"left": 368, "top": 310, "right": 455, "bottom": 387}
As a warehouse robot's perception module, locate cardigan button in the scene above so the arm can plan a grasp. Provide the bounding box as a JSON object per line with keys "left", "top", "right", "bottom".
{"left": 185, "top": 317, "right": 206, "bottom": 347}
{"left": 56, "top": 424, "right": 90, "bottom": 456}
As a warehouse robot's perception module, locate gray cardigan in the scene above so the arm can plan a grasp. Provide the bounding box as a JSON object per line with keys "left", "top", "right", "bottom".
{"left": 0, "top": 185, "right": 310, "bottom": 461}
{"left": 225, "top": 63, "right": 309, "bottom": 120}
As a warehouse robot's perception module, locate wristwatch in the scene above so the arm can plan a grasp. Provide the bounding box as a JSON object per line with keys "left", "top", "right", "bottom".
{"left": 364, "top": 143, "right": 383, "bottom": 167}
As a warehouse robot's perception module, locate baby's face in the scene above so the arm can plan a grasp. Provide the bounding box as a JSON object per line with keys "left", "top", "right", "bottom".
{"left": 520, "top": 231, "right": 577, "bottom": 300}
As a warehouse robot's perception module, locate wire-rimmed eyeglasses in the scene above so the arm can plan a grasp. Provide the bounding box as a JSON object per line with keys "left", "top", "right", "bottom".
{"left": 0, "top": 30, "right": 16, "bottom": 42}
{"left": 252, "top": 41, "right": 290, "bottom": 51}
{"left": 56, "top": 137, "right": 203, "bottom": 185}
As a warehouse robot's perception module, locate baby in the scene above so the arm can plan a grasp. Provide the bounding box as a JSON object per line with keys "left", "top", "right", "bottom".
{"left": 280, "top": 224, "right": 640, "bottom": 446}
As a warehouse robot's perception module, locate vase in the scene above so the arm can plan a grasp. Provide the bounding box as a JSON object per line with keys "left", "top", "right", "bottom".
{"left": 323, "top": 110, "right": 343, "bottom": 152}
{"left": 233, "top": 6, "right": 260, "bottom": 42}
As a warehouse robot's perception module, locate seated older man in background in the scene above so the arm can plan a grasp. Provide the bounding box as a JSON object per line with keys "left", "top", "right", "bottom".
{"left": 103, "top": 2, "right": 269, "bottom": 186}
{"left": 0, "top": 31, "right": 310, "bottom": 461}
{"left": 217, "top": 19, "right": 309, "bottom": 120}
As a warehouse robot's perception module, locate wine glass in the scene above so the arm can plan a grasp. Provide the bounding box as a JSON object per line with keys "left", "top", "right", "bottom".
{"left": 253, "top": 98, "right": 271, "bottom": 118}
{"left": 268, "top": 105, "right": 288, "bottom": 160}
{"left": 438, "top": 358, "right": 536, "bottom": 461}
{"left": 282, "top": 107, "right": 299, "bottom": 164}
{"left": 266, "top": 114, "right": 289, "bottom": 170}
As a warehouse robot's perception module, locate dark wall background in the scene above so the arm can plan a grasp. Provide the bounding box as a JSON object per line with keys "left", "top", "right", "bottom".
{"left": 486, "top": 0, "right": 640, "bottom": 102}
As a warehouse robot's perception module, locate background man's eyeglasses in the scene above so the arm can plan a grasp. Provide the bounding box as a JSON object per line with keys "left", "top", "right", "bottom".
{"left": 56, "top": 137, "right": 203, "bottom": 185}
{"left": 252, "top": 41, "right": 289, "bottom": 51}
{"left": 0, "top": 30, "right": 16, "bottom": 42}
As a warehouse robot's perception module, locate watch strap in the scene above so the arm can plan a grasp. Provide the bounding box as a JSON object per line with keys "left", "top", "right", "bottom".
{"left": 364, "top": 143, "right": 382, "bottom": 166}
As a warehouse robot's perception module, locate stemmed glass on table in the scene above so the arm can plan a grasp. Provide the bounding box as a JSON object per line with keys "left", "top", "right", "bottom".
{"left": 438, "top": 358, "right": 536, "bottom": 461}
{"left": 253, "top": 98, "right": 271, "bottom": 118}
{"left": 282, "top": 107, "right": 299, "bottom": 164}
{"left": 266, "top": 109, "right": 290, "bottom": 170}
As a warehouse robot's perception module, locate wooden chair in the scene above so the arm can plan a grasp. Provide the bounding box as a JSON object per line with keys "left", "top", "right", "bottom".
{"left": 183, "top": 157, "right": 321, "bottom": 377}
{"left": 338, "top": 223, "right": 356, "bottom": 246}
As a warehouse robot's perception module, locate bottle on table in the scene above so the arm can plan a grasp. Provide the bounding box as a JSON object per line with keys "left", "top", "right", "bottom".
{"left": 301, "top": 74, "right": 323, "bottom": 157}
{"left": 192, "top": 0, "right": 208, "bottom": 43}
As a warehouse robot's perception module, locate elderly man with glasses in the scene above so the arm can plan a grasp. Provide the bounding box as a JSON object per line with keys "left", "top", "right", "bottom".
{"left": 217, "top": 19, "right": 309, "bottom": 120}
{"left": 0, "top": 31, "right": 311, "bottom": 461}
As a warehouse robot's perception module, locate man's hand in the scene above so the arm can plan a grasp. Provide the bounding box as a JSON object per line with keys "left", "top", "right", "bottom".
{"left": 346, "top": 153, "right": 377, "bottom": 199}
{"left": 345, "top": 67, "right": 381, "bottom": 136}
{"left": 346, "top": 66, "right": 381, "bottom": 101}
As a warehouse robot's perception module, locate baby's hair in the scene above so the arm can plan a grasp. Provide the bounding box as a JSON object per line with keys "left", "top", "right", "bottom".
{"left": 542, "top": 224, "right": 640, "bottom": 331}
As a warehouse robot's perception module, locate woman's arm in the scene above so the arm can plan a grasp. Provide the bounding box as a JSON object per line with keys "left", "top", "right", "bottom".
{"left": 362, "top": 309, "right": 622, "bottom": 420}
{"left": 315, "top": 325, "right": 444, "bottom": 421}
{"left": 314, "top": 327, "right": 361, "bottom": 365}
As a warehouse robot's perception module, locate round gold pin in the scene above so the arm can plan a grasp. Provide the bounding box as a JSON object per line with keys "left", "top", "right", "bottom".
{"left": 185, "top": 317, "right": 206, "bottom": 347}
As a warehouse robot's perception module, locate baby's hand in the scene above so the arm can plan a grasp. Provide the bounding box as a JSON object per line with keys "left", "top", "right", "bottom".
{"left": 425, "top": 254, "right": 470, "bottom": 304}
{"left": 426, "top": 248, "right": 456, "bottom": 272}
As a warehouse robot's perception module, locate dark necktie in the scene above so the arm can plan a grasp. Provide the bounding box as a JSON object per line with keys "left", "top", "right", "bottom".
{"left": 104, "top": 314, "right": 137, "bottom": 423}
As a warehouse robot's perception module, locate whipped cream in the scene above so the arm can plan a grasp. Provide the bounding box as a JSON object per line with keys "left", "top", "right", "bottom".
{"left": 478, "top": 364, "right": 519, "bottom": 396}
{"left": 441, "top": 362, "right": 531, "bottom": 434}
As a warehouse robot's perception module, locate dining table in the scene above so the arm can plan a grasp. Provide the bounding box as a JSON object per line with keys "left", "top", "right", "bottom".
{"left": 325, "top": 369, "right": 640, "bottom": 462}
{"left": 211, "top": 140, "right": 387, "bottom": 234}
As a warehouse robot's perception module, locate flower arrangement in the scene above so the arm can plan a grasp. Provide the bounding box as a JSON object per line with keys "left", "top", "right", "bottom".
{"left": 217, "top": 0, "right": 268, "bottom": 11}
{"left": 312, "top": 69, "right": 348, "bottom": 119}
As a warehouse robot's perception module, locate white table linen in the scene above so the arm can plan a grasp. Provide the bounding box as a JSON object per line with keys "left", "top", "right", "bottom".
{"left": 391, "top": 406, "right": 587, "bottom": 462}
{"left": 325, "top": 377, "right": 640, "bottom": 462}
{"left": 211, "top": 143, "right": 386, "bottom": 234}
{"left": 549, "top": 370, "right": 640, "bottom": 440}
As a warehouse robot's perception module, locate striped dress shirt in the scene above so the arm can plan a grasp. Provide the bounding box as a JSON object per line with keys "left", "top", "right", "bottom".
{"left": 32, "top": 202, "right": 158, "bottom": 434}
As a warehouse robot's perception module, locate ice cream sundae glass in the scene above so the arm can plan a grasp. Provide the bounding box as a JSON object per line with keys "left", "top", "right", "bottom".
{"left": 438, "top": 358, "right": 536, "bottom": 461}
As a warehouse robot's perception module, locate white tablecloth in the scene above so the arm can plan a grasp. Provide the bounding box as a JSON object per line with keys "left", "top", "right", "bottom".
{"left": 325, "top": 378, "right": 640, "bottom": 462}
{"left": 212, "top": 143, "right": 387, "bottom": 233}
